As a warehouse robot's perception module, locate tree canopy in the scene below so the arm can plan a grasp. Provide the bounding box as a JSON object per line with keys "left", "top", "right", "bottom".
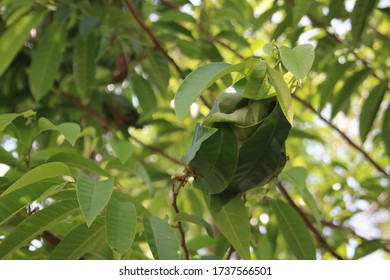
{"left": 0, "top": 0, "right": 389, "bottom": 260}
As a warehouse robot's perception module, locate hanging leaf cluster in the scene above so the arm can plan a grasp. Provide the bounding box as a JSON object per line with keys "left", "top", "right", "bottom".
{"left": 177, "top": 45, "right": 314, "bottom": 205}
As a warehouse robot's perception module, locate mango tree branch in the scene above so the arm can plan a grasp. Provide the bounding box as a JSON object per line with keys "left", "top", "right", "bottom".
{"left": 277, "top": 182, "right": 344, "bottom": 260}
{"left": 292, "top": 93, "right": 388, "bottom": 176}
{"left": 171, "top": 177, "right": 190, "bottom": 259}
{"left": 124, "top": 0, "right": 183, "bottom": 75}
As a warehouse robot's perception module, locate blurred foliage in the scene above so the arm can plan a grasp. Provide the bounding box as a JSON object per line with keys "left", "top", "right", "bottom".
{"left": 0, "top": 0, "right": 389, "bottom": 260}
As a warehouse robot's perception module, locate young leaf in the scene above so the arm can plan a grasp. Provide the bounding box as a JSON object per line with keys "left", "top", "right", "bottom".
{"left": 50, "top": 218, "right": 106, "bottom": 260}
{"left": 76, "top": 174, "right": 114, "bottom": 227}
{"left": 0, "top": 11, "right": 46, "bottom": 76}
{"left": 174, "top": 59, "right": 257, "bottom": 121}
{"left": 293, "top": 0, "right": 315, "bottom": 27}
{"left": 187, "top": 124, "right": 238, "bottom": 194}
{"left": 28, "top": 21, "right": 67, "bottom": 101}
{"left": 359, "top": 79, "right": 388, "bottom": 143}
{"left": 0, "top": 200, "right": 79, "bottom": 259}
{"left": 106, "top": 198, "right": 137, "bottom": 254}
{"left": 209, "top": 195, "right": 251, "bottom": 260}
{"left": 281, "top": 167, "right": 322, "bottom": 229}
{"left": 279, "top": 44, "right": 315, "bottom": 80}
{"left": 1, "top": 162, "right": 70, "bottom": 197}
{"left": 143, "top": 215, "right": 180, "bottom": 260}
{"left": 267, "top": 65, "right": 294, "bottom": 125}
{"left": 331, "top": 68, "right": 371, "bottom": 118}
{"left": 271, "top": 199, "right": 316, "bottom": 260}
{"left": 73, "top": 33, "right": 97, "bottom": 99}
{"left": 351, "top": 0, "right": 379, "bottom": 46}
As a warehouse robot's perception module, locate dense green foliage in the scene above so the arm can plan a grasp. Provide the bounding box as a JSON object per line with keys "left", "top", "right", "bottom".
{"left": 0, "top": 0, "right": 389, "bottom": 260}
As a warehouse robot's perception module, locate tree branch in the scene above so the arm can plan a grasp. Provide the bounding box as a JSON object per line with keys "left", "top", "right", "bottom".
{"left": 57, "top": 88, "right": 184, "bottom": 167}
{"left": 292, "top": 93, "right": 388, "bottom": 176}
{"left": 124, "top": 0, "right": 183, "bottom": 75}
{"left": 171, "top": 179, "right": 190, "bottom": 259}
{"left": 277, "top": 182, "right": 344, "bottom": 260}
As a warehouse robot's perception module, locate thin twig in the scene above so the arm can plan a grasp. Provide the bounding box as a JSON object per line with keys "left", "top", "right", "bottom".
{"left": 172, "top": 180, "right": 190, "bottom": 259}
{"left": 292, "top": 93, "right": 388, "bottom": 176}
{"left": 159, "top": 0, "right": 245, "bottom": 59}
{"left": 124, "top": 0, "right": 183, "bottom": 75}
{"left": 277, "top": 182, "right": 344, "bottom": 260}
{"left": 131, "top": 135, "right": 185, "bottom": 167}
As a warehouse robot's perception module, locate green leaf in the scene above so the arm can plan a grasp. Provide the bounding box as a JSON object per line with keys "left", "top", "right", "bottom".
{"left": 158, "top": 9, "right": 196, "bottom": 24}
{"left": 106, "top": 158, "right": 152, "bottom": 196}
{"left": 73, "top": 33, "right": 96, "bottom": 99}
{"left": 76, "top": 174, "right": 114, "bottom": 227}
{"left": 50, "top": 218, "right": 106, "bottom": 260}
{"left": 359, "top": 79, "right": 388, "bottom": 143}
{"left": 143, "top": 51, "right": 170, "bottom": 96}
{"left": 331, "top": 68, "right": 371, "bottom": 118}
{"left": 289, "top": 127, "right": 325, "bottom": 143}
{"left": 271, "top": 199, "right": 316, "bottom": 260}
{"left": 0, "top": 200, "right": 79, "bottom": 259}
{"left": 106, "top": 198, "right": 137, "bottom": 254}
{"left": 56, "top": 123, "right": 81, "bottom": 146}
{"left": 131, "top": 74, "right": 157, "bottom": 113}
{"left": 293, "top": 0, "right": 314, "bottom": 27}
{"left": 354, "top": 239, "right": 383, "bottom": 259}
{"left": 279, "top": 44, "right": 315, "bottom": 80}
{"left": 351, "top": 0, "right": 379, "bottom": 46}
{"left": 318, "top": 61, "right": 354, "bottom": 110}
{"left": 143, "top": 215, "right": 180, "bottom": 260}
{"left": 255, "top": 234, "right": 273, "bottom": 260}
{"left": 1, "top": 162, "right": 70, "bottom": 197}
{"left": 383, "top": 105, "right": 390, "bottom": 158}
{"left": 47, "top": 153, "right": 110, "bottom": 177}
{"left": 173, "top": 212, "right": 213, "bottom": 238}
{"left": 243, "top": 61, "right": 267, "bottom": 99}
{"left": 0, "top": 11, "right": 46, "bottom": 76}
{"left": 174, "top": 59, "right": 257, "bottom": 121}
{"left": 109, "top": 141, "right": 134, "bottom": 165}
{"left": 182, "top": 124, "right": 218, "bottom": 164}
{"left": 0, "top": 113, "right": 20, "bottom": 131}
{"left": 221, "top": 104, "right": 291, "bottom": 196}
{"left": 209, "top": 196, "right": 251, "bottom": 259}
{"left": 28, "top": 21, "right": 67, "bottom": 100}
{"left": 0, "top": 182, "right": 56, "bottom": 225}
{"left": 281, "top": 167, "right": 322, "bottom": 229}
{"left": 38, "top": 118, "right": 82, "bottom": 146}
{"left": 267, "top": 65, "right": 293, "bottom": 125}
{"left": 187, "top": 124, "right": 238, "bottom": 194}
